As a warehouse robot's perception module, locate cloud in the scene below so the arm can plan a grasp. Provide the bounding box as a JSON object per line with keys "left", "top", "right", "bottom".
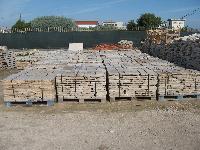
{"left": 67, "top": 0, "right": 128, "bottom": 15}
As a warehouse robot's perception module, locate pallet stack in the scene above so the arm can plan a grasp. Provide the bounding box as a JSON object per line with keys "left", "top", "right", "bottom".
{"left": 146, "top": 29, "right": 180, "bottom": 44}
{"left": 107, "top": 65, "right": 157, "bottom": 100}
{"left": 3, "top": 48, "right": 200, "bottom": 105}
{"left": 158, "top": 71, "right": 200, "bottom": 99}
{"left": 0, "top": 46, "right": 16, "bottom": 69}
{"left": 56, "top": 63, "right": 107, "bottom": 102}
{"left": 3, "top": 68, "right": 58, "bottom": 104}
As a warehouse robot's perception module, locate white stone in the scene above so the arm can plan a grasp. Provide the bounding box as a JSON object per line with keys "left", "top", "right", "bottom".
{"left": 68, "top": 43, "right": 83, "bottom": 51}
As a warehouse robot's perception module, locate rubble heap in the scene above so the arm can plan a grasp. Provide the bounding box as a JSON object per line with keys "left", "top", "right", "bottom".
{"left": 94, "top": 40, "right": 134, "bottom": 50}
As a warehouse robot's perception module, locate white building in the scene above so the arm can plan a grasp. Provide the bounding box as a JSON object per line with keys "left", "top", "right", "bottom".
{"left": 102, "top": 21, "right": 126, "bottom": 30}
{"left": 168, "top": 19, "right": 186, "bottom": 29}
{"left": 0, "top": 27, "right": 11, "bottom": 33}
{"left": 75, "top": 21, "right": 99, "bottom": 28}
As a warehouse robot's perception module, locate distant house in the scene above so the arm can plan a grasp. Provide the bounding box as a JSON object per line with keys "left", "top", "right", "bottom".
{"left": 168, "top": 19, "right": 186, "bottom": 29}
{"left": 75, "top": 21, "right": 99, "bottom": 28}
{"left": 0, "top": 27, "right": 11, "bottom": 33}
{"left": 102, "top": 21, "right": 126, "bottom": 30}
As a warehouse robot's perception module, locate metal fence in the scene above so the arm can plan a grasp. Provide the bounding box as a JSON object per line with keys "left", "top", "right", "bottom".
{"left": 0, "top": 31, "right": 147, "bottom": 49}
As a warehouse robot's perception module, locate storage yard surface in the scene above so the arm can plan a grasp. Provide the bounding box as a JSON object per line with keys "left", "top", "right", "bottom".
{"left": 0, "top": 101, "right": 200, "bottom": 150}
{"left": 0, "top": 49, "right": 200, "bottom": 149}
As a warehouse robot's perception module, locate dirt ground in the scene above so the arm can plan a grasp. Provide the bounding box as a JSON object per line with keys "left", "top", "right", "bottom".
{"left": 0, "top": 70, "right": 200, "bottom": 150}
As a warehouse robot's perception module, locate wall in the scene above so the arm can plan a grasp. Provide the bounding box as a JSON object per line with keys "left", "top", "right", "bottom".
{"left": 0, "top": 31, "right": 146, "bottom": 49}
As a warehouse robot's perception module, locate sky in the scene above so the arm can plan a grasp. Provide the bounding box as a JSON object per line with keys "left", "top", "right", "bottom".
{"left": 0, "top": 0, "right": 200, "bottom": 28}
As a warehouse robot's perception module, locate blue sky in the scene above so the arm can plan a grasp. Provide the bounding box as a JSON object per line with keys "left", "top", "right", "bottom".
{"left": 0, "top": 0, "right": 200, "bottom": 28}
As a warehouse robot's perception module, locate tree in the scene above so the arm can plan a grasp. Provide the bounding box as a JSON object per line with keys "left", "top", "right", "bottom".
{"left": 12, "top": 20, "right": 31, "bottom": 31}
{"left": 181, "top": 26, "right": 188, "bottom": 32}
{"left": 137, "top": 13, "right": 162, "bottom": 29}
{"left": 127, "top": 20, "right": 137, "bottom": 31}
{"left": 30, "top": 16, "right": 75, "bottom": 31}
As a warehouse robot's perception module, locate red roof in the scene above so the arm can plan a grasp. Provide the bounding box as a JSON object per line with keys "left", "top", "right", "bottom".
{"left": 75, "top": 21, "right": 98, "bottom": 25}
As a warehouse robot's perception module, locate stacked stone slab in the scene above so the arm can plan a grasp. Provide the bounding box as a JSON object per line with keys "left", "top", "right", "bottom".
{"left": 3, "top": 48, "right": 200, "bottom": 104}
{"left": 158, "top": 71, "right": 200, "bottom": 98}
{"left": 0, "top": 46, "right": 16, "bottom": 69}
{"left": 3, "top": 68, "right": 58, "bottom": 103}
{"left": 56, "top": 63, "right": 107, "bottom": 102}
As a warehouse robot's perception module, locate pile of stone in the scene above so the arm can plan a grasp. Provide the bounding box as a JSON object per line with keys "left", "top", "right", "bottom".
{"left": 146, "top": 29, "right": 180, "bottom": 44}
{"left": 118, "top": 40, "right": 133, "bottom": 49}
{"left": 141, "top": 33, "right": 200, "bottom": 71}
{"left": 94, "top": 40, "right": 134, "bottom": 50}
{"left": 3, "top": 48, "right": 200, "bottom": 105}
{"left": 3, "top": 68, "right": 59, "bottom": 104}
{"left": 56, "top": 63, "right": 107, "bottom": 102}
{"left": 0, "top": 46, "right": 16, "bottom": 69}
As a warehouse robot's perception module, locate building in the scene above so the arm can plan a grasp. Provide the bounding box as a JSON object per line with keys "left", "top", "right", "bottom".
{"left": 102, "top": 21, "right": 126, "bottom": 30}
{"left": 75, "top": 21, "right": 99, "bottom": 28}
{"left": 0, "top": 27, "right": 11, "bottom": 33}
{"left": 168, "top": 19, "right": 186, "bottom": 29}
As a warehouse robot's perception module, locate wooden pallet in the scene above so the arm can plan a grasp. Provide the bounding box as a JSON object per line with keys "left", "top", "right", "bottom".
{"left": 4, "top": 100, "right": 54, "bottom": 107}
{"left": 158, "top": 94, "right": 200, "bottom": 101}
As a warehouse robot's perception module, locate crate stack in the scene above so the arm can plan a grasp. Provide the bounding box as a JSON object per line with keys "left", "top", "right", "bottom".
{"left": 3, "top": 68, "right": 57, "bottom": 104}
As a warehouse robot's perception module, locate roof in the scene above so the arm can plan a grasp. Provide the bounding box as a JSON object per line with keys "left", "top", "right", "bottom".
{"left": 75, "top": 21, "right": 98, "bottom": 25}
{"left": 103, "top": 21, "right": 123, "bottom": 24}
{"left": 167, "top": 19, "right": 186, "bottom": 21}
{"left": 103, "top": 21, "right": 115, "bottom": 23}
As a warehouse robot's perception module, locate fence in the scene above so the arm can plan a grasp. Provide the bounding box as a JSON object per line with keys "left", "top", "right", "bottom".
{"left": 0, "top": 31, "right": 147, "bottom": 49}
{"left": 9, "top": 26, "right": 148, "bottom": 33}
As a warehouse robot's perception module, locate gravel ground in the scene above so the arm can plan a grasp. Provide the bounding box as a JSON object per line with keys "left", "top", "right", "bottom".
{"left": 0, "top": 108, "right": 200, "bottom": 150}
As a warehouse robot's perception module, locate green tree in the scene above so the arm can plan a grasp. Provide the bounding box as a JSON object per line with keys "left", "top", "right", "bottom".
{"left": 137, "top": 13, "right": 162, "bottom": 29}
{"left": 12, "top": 20, "right": 31, "bottom": 31}
{"left": 181, "top": 26, "right": 188, "bottom": 32}
{"left": 127, "top": 20, "right": 137, "bottom": 31}
{"left": 30, "top": 16, "right": 75, "bottom": 31}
